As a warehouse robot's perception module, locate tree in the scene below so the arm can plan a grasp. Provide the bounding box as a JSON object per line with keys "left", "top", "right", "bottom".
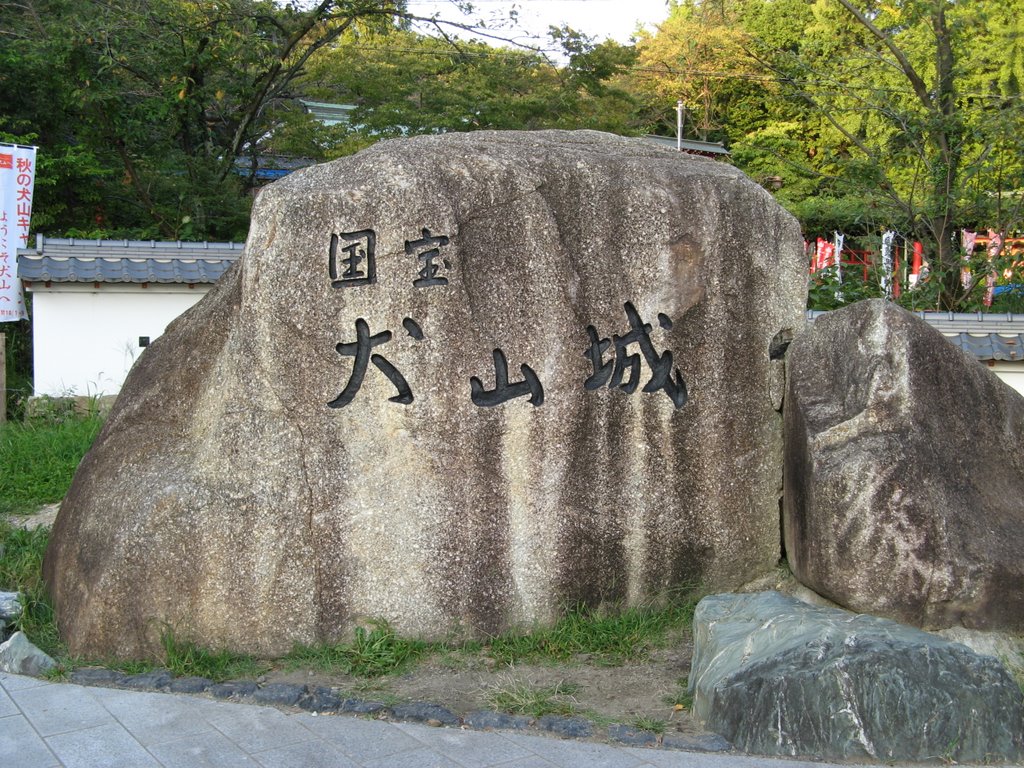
{"left": 631, "top": 0, "right": 774, "bottom": 143}
{"left": 1, "top": 0, "right": 415, "bottom": 240}
{"left": 296, "top": 25, "right": 641, "bottom": 146}
{"left": 749, "top": 0, "right": 1024, "bottom": 309}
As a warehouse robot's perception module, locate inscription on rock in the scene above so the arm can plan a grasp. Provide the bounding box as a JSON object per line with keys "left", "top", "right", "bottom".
{"left": 326, "top": 232, "right": 688, "bottom": 410}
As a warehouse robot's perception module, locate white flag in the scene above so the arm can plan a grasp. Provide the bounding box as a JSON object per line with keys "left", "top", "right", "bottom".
{"left": 0, "top": 144, "right": 36, "bottom": 322}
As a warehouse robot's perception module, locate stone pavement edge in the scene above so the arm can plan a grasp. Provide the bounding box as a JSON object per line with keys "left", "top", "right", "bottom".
{"left": 4, "top": 671, "right": 1015, "bottom": 768}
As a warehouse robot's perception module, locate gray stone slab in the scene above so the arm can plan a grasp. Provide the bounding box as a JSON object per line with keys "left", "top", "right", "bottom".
{"left": 503, "top": 733, "right": 649, "bottom": 768}
{"left": 361, "top": 745, "right": 463, "bottom": 768}
{"left": 147, "top": 729, "right": 261, "bottom": 768}
{"left": 205, "top": 703, "right": 316, "bottom": 753}
{"left": 0, "top": 670, "right": 47, "bottom": 691}
{"left": 0, "top": 714, "right": 61, "bottom": 768}
{"left": 393, "top": 721, "right": 534, "bottom": 767}
{"left": 90, "top": 686, "right": 218, "bottom": 746}
{"left": 251, "top": 738, "right": 360, "bottom": 768}
{"left": 483, "top": 758, "right": 560, "bottom": 768}
{"left": 9, "top": 682, "right": 109, "bottom": 736}
{"left": 296, "top": 713, "right": 425, "bottom": 762}
{"left": 621, "top": 750, "right": 857, "bottom": 768}
{"left": 0, "top": 683, "right": 19, "bottom": 717}
{"left": 46, "top": 722, "right": 161, "bottom": 768}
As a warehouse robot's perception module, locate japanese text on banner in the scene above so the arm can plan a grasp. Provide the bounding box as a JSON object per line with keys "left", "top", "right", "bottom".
{"left": 0, "top": 144, "right": 36, "bottom": 322}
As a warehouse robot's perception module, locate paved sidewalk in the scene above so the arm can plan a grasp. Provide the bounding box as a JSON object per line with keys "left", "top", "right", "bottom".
{"left": 0, "top": 671, "right": 972, "bottom": 768}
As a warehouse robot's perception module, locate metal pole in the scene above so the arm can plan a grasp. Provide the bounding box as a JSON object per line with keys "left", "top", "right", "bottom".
{"left": 676, "top": 100, "right": 684, "bottom": 152}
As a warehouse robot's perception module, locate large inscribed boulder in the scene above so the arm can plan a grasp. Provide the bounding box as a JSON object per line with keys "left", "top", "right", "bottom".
{"left": 45, "top": 130, "right": 805, "bottom": 658}
{"left": 785, "top": 299, "right": 1024, "bottom": 630}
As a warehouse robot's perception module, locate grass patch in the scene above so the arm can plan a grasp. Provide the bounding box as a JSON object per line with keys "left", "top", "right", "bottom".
{"left": 484, "top": 674, "right": 581, "bottom": 717}
{"left": 486, "top": 598, "right": 697, "bottom": 666}
{"left": 0, "top": 411, "right": 103, "bottom": 515}
{"left": 160, "top": 628, "right": 270, "bottom": 681}
{"left": 287, "top": 621, "right": 433, "bottom": 677}
{"left": 662, "top": 676, "right": 694, "bottom": 710}
{"left": 0, "top": 521, "right": 63, "bottom": 658}
{"left": 631, "top": 715, "right": 667, "bottom": 734}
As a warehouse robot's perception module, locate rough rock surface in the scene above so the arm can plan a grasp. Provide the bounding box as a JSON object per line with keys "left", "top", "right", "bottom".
{"left": 690, "top": 591, "right": 1024, "bottom": 763}
{"left": 45, "top": 130, "right": 806, "bottom": 658}
{"left": 0, "top": 631, "right": 56, "bottom": 677}
{"left": 785, "top": 299, "right": 1024, "bottom": 630}
{"left": 0, "top": 591, "right": 21, "bottom": 623}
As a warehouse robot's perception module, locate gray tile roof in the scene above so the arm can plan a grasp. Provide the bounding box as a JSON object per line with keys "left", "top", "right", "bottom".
{"left": 807, "top": 308, "right": 1024, "bottom": 363}
{"left": 17, "top": 236, "right": 242, "bottom": 284}
{"left": 947, "top": 332, "right": 1024, "bottom": 361}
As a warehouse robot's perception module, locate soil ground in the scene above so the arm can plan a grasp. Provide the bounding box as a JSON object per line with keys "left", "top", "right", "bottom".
{"left": 261, "top": 626, "right": 713, "bottom": 738}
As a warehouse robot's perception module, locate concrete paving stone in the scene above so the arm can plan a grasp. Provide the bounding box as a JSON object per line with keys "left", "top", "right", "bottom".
{"left": 503, "top": 732, "right": 650, "bottom": 768}
{"left": 361, "top": 744, "right": 465, "bottom": 768}
{"left": 0, "top": 669, "right": 48, "bottom": 691}
{"left": 0, "top": 682, "right": 19, "bottom": 717}
{"left": 147, "top": 729, "right": 262, "bottom": 768}
{"left": 0, "top": 714, "right": 61, "bottom": 768}
{"left": 250, "top": 738, "right": 361, "bottom": 768}
{"left": 8, "top": 681, "right": 110, "bottom": 737}
{"left": 393, "top": 721, "right": 535, "bottom": 768}
{"left": 45, "top": 722, "right": 162, "bottom": 768}
{"left": 483, "top": 758, "right": 560, "bottom": 768}
{"left": 620, "top": 750, "right": 858, "bottom": 768}
{"left": 296, "top": 712, "right": 426, "bottom": 762}
{"left": 88, "top": 686, "right": 219, "bottom": 746}
{"left": 206, "top": 700, "right": 318, "bottom": 753}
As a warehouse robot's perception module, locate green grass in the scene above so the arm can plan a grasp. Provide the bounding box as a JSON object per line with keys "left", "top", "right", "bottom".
{"left": 160, "top": 629, "right": 270, "bottom": 681}
{"left": 662, "top": 676, "right": 694, "bottom": 710}
{"left": 631, "top": 715, "right": 667, "bottom": 734}
{"left": 483, "top": 675, "right": 581, "bottom": 717}
{"left": 287, "top": 621, "right": 434, "bottom": 677}
{"left": 0, "top": 522, "right": 63, "bottom": 658}
{"left": 0, "top": 411, "right": 103, "bottom": 515}
{"left": 485, "top": 598, "right": 698, "bottom": 666}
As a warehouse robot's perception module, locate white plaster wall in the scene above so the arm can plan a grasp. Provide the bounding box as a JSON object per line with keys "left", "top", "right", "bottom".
{"left": 990, "top": 362, "right": 1024, "bottom": 399}
{"left": 30, "top": 286, "right": 208, "bottom": 397}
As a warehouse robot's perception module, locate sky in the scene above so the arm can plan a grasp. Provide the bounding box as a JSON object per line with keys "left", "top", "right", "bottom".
{"left": 406, "top": 0, "right": 672, "bottom": 50}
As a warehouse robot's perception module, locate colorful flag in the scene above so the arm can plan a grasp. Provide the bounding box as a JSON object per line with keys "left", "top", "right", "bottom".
{"left": 0, "top": 144, "right": 36, "bottom": 322}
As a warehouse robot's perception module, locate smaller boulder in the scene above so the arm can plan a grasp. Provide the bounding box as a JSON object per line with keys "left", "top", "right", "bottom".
{"left": 0, "top": 591, "right": 21, "bottom": 623}
{"left": 0, "top": 631, "right": 56, "bottom": 677}
{"left": 785, "top": 299, "right": 1024, "bottom": 630}
{"left": 689, "top": 591, "right": 1024, "bottom": 763}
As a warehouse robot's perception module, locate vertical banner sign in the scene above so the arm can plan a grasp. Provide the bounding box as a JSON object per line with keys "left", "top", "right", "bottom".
{"left": 880, "top": 230, "right": 895, "bottom": 299}
{"left": 0, "top": 144, "right": 36, "bottom": 322}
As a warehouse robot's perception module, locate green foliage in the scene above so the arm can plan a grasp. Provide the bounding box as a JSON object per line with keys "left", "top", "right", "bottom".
{"left": 806, "top": 265, "right": 888, "bottom": 311}
{"left": 160, "top": 628, "right": 269, "bottom": 681}
{"left": 631, "top": 715, "right": 666, "bottom": 734}
{"left": 662, "top": 676, "right": 694, "bottom": 710}
{"left": 736, "top": 0, "right": 1024, "bottom": 308}
{"left": 483, "top": 676, "right": 581, "bottom": 717}
{"left": 486, "top": 599, "right": 697, "bottom": 666}
{"left": 0, "top": 409, "right": 103, "bottom": 515}
{"left": 0, "top": 522, "right": 62, "bottom": 658}
{"left": 297, "top": 26, "right": 642, "bottom": 156}
{"left": 288, "top": 620, "right": 432, "bottom": 677}
{"left": 3, "top": 314, "right": 33, "bottom": 421}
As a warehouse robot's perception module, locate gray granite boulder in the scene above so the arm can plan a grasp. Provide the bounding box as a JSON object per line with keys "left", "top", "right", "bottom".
{"left": 0, "top": 631, "right": 56, "bottom": 677}
{"left": 690, "top": 591, "right": 1024, "bottom": 763}
{"left": 45, "top": 130, "right": 806, "bottom": 659}
{"left": 785, "top": 299, "right": 1024, "bottom": 631}
{"left": 0, "top": 591, "right": 21, "bottom": 624}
